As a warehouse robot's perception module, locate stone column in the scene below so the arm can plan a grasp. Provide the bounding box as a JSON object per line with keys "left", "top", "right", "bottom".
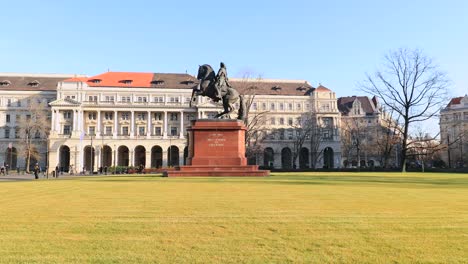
{"left": 147, "top": 111, "right": 151, "bottom": 138}
{"left": 72, "top": 109, "right": 77, "bottom": 131}
{"left": 163, "top": 111, "right": 168, "bottom": 139}
{"left": 51, "top": 110, "right": 56, "bottom": 132}
{"left": 129, "top": 150, "right": 134, "bottom": 167}
{"left": 130, "top": 111, "right": 135, "bottom": 139}
{"left": 113, "top": 111, "right": 118, "bottom": 139}
{"left": 145, "top": 151, "right": 151, "bottom": 168}
{"left": 79, "top": 110, "right": 84, "bottom": 134}
{"left": 162, "top": 150, "right": 168, "bottom": 167}
{"left": 55, "top": 110, "right": 60, "bottom": 133}
{"left": 179, "top": 111, "right": 184, "bottom": 138}
{"left": 179, "top": 150, "right": 185, "bottom": 166}
{"left": 96, "top": 111, "right": 101, "bottom": 138}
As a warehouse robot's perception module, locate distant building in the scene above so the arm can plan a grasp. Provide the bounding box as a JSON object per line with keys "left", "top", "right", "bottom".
{"left": 439, "top": 95, "right": 468, "bottom": 168}
{"left": 338, "top": 95, "right": 399, "bottom": 168}
{"left": 0, "top": 73, "right": 82, "bottom": 170}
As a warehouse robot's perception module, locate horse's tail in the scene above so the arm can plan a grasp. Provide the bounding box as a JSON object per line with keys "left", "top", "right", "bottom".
{"left": 237, "top": 95, "right": 246, "bottom": 121}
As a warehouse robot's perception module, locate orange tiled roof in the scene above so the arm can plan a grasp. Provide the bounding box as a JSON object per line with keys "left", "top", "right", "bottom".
{"left": 315, "top": 84, "right": 332, "bottom": 92}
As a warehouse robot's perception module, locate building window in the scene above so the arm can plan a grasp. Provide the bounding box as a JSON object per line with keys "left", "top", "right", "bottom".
{"left": 322, "top": 117, "right": 333, "bottom": 127}
{"left": 153, "top": 96, "right": 164, "bottom": 103}
{"left": 63, "top": 111, "right": 72, "bottom": 119}
{"left": 287, "top": 129, "right": 294, "bottom": 140}
{"left": 88, "top": 126, "right": 95, "bottom": 135}
{"left": 34, "top": 130, "right": 41, "bottom": 139}
{"left": 170, "top": 113, "right": 178, "bottom": 121}
{"left": 7, "top": 99, "right": 12, "bottom": 107}
{"left": 252, "top": 103, "right": 257, "bottom": 110}
{"left": 63, "top": 125, "right": 71, "bottom": 135}
{"left": 26, "top": 114, "right": 31, "bottom": 121}
{"left": 121, "top": 96, "right": 131, "bottom": 103}
{"left": 88, "top": 95, "right": 98, "bottom": 102}
{"left": 104, "top": 112, "right": 113, "bottom": 120}
{"left": 279, "top": 118, "right": 284, "bottom": 125}
{"left": 288, "top": 118, "right": 293, "bottom": 126}
{"left": 16, "top": 115, "right": 20, "bottom": 122}
{"left": 306, "top": 104, "right": 310, "bottom": 110}
{"left": 137, "top": 96, "right": 147, "bottom": 103}
{"left": 4, "top": 127, "right": 10, "bottom": 138}
{"left": 169, "top": 97, "right": 180, "bottom": 103}
{"left": 279, "top": 129, "right": 285, "bottom": 140}
{"left": 270, "top": 103, "right": 275, "bottom": 111}
{"left": 105, "top": 96, "right": 114, "bottom": 102}
{"left": 270, "top": 117, "right": 276, "bottom": 125}
{"left": 262, "top": 103, "right": 267, "bottom": 110}
{"left": 105, "top": 126, "right": 112, "bottom": 135}
{"left": 16, "top": 100, "right": 21, "bottom": 107}
{"left": 296, "top": 103, "right": 301, "bottom": 110}
{"left": 6, "top": 114, "right": 10, "bottom": 123}
{"left": 137, "top": 113, "right": 146, "bottom": 121}
{"left": 184, "top": 97, "right": 191, "bottom": 104}
{"left": 15, "top": 128, "right": 20, "bottom": 138}
{"left": 138, "top": 126, "right": 145, "bottom": 136}
{"left": 154, "top": 113, "right": 162, "bottom": 121}
{"left": 154, "top": 127, "right": 162, "bottom": 136}
{"left": 289, "top": 103, "right": 293, "bottom": 111}
{"left": 122, "top": 126, "right": 129, "bottom": 136}
{"left": 279, "top": 103, "right": 284, "bottom": 111}
{"left": 88, "top": 112, "right": 96, "bottom": 120}
{"left": 121, "top": 113, "right": 129, "bottom": 120}
{"left": 170, "top": 127, "right": 178, "bottom": 136}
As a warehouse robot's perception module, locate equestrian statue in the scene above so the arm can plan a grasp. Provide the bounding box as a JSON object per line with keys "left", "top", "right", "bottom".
{"left": 190, "top": 62, "right": 246, "bottom": 120}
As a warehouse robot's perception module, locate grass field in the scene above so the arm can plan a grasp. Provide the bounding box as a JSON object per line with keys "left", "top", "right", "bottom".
{"left": 0, "top": 172, "right": 467, "bottom": 263}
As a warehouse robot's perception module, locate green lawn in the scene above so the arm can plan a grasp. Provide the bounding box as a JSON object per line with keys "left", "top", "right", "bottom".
{"left": 0, "top": 172, "right": 467, "bottom": 263}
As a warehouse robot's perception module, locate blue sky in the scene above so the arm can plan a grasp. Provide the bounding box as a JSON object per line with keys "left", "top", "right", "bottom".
{"left": 1, "top": 0, "right": 467, "bottom": 98}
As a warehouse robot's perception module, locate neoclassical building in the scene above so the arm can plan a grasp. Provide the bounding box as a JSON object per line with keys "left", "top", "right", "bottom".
{"left": 0, "top": 73, "right": 81, "bottom": 170}
{"left": 48, "top": 72, "right": 342, "bottom": 172}
{"left": 440, "top": 95, "right": 468, "bottom": 167}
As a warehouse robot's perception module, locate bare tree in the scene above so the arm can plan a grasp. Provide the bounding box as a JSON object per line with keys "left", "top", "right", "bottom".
{"left": 309, "top": 117, "right": 326, "bottom": 169}
{"left": 362, "top": 48, "right": 449, "bottom": 172}
{"left": 290, "top": 115, "right": 316, "bottom": 168}
{"left": 340, "top": 116, "right": 369, "bottom": 168}
{"left": 17, "top": 97, "right": 50, "bottom": 172}
{"left": 375, "top": 109, "right": 401, "bottom": 168}
{"left": 236, "top": 73, "right": 268, "bottom": 164}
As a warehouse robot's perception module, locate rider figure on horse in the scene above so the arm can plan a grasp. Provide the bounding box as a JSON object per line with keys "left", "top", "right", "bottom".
{"left": 214, "top": 62, "right": 231, "bottom": 102}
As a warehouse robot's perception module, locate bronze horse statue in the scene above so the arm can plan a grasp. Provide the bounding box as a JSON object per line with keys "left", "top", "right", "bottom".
{"left": 190, "top": 64, "right": 246, "bottom": 120}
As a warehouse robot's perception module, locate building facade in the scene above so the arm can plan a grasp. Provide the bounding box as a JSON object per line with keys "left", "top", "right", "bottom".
{"left": 48, "top": 72, "right": 342, "bottom": 173}
{"left": 440, "top": 95, "right": 468, "bottom": 168}
{"left": 0, "top": 73, "right": 81, "bottom": 171}
{"left": 338, "top": 96, "right": 399, "bottom": 168}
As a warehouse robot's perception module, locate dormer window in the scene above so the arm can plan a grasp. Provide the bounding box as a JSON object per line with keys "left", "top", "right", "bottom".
{"left": 120, "top": 80, "right": 133, "bottom": 85}
{"left": 90, "top": 79, "right": 101, "bottom": 84}
{"left": 28, "top": 80, "right": 40, "bottom": 87}
{"left": 297, "top": 86, "right": 307, "bottom": 91}
{"left": 0, "top": 80, "right": 11, "bottom": 87}
{"left": 151, "top": 80, "right": 165, "bottom": 85}
{"left": 182, "top": 80, "right": 195, "bottom": 85}
{"left": 272, "top": 86, "right": 282, "bottom": 91}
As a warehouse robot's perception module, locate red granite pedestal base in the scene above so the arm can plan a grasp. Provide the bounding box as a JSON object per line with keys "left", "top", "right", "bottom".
{"left": 164, "top": 119, "right": 269, "bottom": 177}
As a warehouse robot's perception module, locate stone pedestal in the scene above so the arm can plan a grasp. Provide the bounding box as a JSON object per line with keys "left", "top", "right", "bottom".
{"left": 164, "top": 119, "right": 269, "bottom": 177}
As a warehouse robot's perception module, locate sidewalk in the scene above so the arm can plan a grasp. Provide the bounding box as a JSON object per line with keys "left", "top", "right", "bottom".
{"left": 0, "top": 172, "right": 74, "bottom": 182}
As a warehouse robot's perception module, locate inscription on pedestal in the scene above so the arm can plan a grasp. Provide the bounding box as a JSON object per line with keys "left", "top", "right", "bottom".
{"left": 207, "top": 133, "right": 226, "bottom": 147}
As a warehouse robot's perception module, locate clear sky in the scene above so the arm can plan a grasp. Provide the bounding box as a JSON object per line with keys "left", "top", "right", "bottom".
{"left": 1, "top": 0, "right": 467, "bottom": 98}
